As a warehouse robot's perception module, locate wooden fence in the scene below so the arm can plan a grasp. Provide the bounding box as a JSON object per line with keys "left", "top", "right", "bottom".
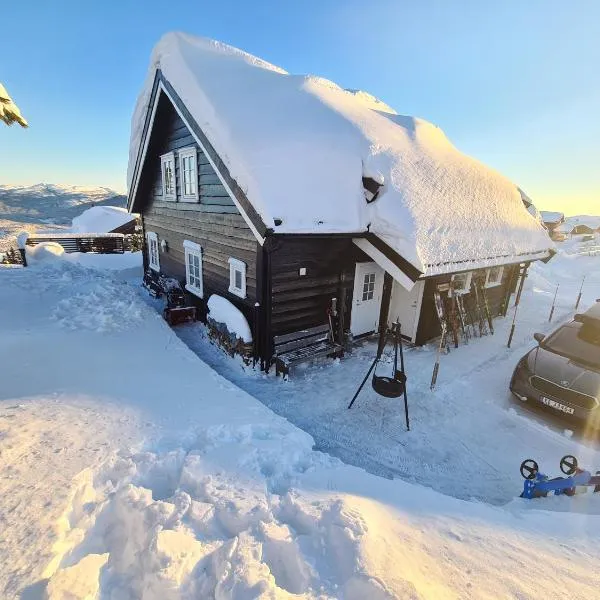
{"left": 25, "top": 233, "right": 126, "bottom": 254}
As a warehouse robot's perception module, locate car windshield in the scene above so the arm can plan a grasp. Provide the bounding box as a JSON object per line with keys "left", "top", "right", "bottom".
{"left": 543, "top": 324, "right": 600, "bottom": 368}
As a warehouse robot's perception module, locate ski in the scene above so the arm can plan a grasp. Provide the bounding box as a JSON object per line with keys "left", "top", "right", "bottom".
{"left": 431, "top": 290, "right": 450, "bottom": 389}
{"left": 472, "top": 279, "right": 488, "bottom": 336}
{"left": 455, "top": 293, "right": 471, "bottom": 344}
{"left": 478, "top": 281, "right": 494, "bottom": 334}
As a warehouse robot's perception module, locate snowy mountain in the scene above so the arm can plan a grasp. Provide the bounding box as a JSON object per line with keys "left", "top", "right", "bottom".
{"left": 0, "top": 183, "right": 127, "bottom": 250}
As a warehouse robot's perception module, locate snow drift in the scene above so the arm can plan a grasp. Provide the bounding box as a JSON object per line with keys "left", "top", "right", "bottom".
{"left": 128, "top": 32, "right": 552, "bottom": 275}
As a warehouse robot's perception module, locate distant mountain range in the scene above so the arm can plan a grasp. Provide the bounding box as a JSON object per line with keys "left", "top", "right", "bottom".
{"left": 0, "top": 183, "right": 127, "bottom": 250}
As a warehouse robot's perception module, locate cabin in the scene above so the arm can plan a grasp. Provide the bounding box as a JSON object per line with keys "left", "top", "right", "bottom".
{"left": 557, "top": 216, "right": 600, "bottom": 237}
{"left": 540, "top": 211, "right": 565, "bottom": 231}
{"left": 127, "top": 33, "right": 554, "bottom": 371}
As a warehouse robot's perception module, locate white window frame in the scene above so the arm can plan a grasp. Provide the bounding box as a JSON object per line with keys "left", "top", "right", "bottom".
{"left": 146, "top": 231, "right": 160, "bottom": 272}
{"left": 183, "top": 240, "right": 203, "bottom": 298}
{"left": 178, "top": 147, "right": 198, "bottom": 202}
{"left": 484, "top": 265, "right": 504, "bottom": 288}
{"left": 228, "top": 257, "right": 247, "bottom": 299}
{"left": 450, "top": 271, "right": 472, "bottom": 295}
{"left": 160, "top": 152, "right": 176, "bottom": 201}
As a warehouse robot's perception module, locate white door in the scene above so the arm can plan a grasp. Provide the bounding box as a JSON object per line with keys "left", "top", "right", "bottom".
{"left": 351, "top": 262, "right": 385, "bottom": 336}
{"left": 388, "top": 280, "right": 425, "bottom": 342}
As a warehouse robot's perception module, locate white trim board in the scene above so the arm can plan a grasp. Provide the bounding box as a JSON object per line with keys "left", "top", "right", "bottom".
{"left": 160, "top": 83, "right": 265, "bottom": 245}
{"left": 128, "top": 81, "right": 265, "bottom": 245}
{"left": 353, "top": 237, "right": 416, "bottom": 291}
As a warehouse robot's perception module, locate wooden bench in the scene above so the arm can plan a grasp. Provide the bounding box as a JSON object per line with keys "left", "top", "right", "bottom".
{"left": 272, "top": 324, "right": 343, "bottom": 376}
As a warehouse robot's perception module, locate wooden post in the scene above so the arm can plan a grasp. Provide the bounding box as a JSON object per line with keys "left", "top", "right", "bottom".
{"left": 338, "top": 270, "right": 348, "bottom": 349}
{"left": 252, "top": 302, "right": 260, "bottom": 368}
{"left": 376, "top": 272, "right": 394, "bottom": 358}
{"left": 18, "top": 248, "right": 27, "bottom": 267}
{"left": 348, "top": 271, "right": 393, "bottom": 409}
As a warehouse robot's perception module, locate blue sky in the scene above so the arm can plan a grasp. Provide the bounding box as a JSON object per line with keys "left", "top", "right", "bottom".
{"left": 1, "top": 0, "right": 598, "bottom": 214}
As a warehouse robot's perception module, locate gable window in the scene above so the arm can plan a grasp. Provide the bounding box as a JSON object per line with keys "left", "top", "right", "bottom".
{"left": 450, "top": 271, "right": 472, "bottom": 295}
{"left": 146, "top": 231, "right": 160, "bottom": 272}
{"left": 485, "top": 266, "right": 504, "bottom": 288}
{"left": 160, "top": 152, "right": 176, "bottom": 201}
{"left": 179, "top": 147, "right": 198, "bottom": 202}
{"left": 228, "top": 257, "right": 247, "bottom": 298}
{"left": 183, "top": 240, "right": 203, "bottom": 297}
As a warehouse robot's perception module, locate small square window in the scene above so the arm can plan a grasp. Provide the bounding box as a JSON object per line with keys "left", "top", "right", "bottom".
{"left": 228, "top": 257, "right": 247, "bottom": 299}
{"left": 484, "top": 266, "right": 504, "bottom": 288}
{"left": 184, "top": 240, "right": 203, "bottom": 298}
{"left": 146, "top": 231, "right": 160, "bottom": 272}
{"left": 160, "top": 152, "right": 176, "bottom": 201}
{"left": 179, "top": 147, "right": 198, "bottom": 202}
{"left": 450, "top": 271, "right": 472, "bottom": 295}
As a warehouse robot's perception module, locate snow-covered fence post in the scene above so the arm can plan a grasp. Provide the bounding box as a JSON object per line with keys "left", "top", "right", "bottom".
{"left": 16, "top": 232, "right": 28, "bottom": 267}
{"left": 548, "top": 283, "right": 559, "bottom": 323}
{"left": 575, "top": 276, "right": 586, "bottom": 310}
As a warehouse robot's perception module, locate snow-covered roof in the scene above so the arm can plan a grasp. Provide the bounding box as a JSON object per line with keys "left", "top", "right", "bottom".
{"left": 128, "top": 33, "right": 552, "bottom": 277}
{"left": 540, "top": 210, "right": 565, "bottom": 224}
{"left": 71, "top": 206, "right": 134, "bottom": 234}
{"left": 557, "top": 215, "right": 600, "bottom": 233}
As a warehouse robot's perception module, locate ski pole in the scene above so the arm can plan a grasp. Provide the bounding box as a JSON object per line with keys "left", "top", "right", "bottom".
{"left": 549, "top": 283, "right": 559, "bottom": 323}
{"left": 575, "top": 276, "right": 585, "bottom": 310}
{"left": 430, "top": 327, "right": 447, "bottom": 390}
{"left": 507, "top": 302, "right": 520, "bottom": 348}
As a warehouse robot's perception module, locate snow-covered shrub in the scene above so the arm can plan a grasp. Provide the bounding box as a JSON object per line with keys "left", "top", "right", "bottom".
{"left": 206, "top": 295, "right": 253, "bottom": 362}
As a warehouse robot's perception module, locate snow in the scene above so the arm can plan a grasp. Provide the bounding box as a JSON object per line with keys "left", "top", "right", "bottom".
{"left": 2, "top": 242, "right": 600, "bottom": 598}
{"left": 0, "top": 183, "right": 126, "bottom": 252}
{"left": 541, "top": 210, "right": 565, "bottom": 224}
{"left": 207, "top": 294, "right": 252, "bottom": 342}
{"left": 558, "top": 214, "right": 600, "bottom": 233}
{"left": 27, "top": 241, "right": 65, "bottom": 260}
{"left": 128, "top": 33, "right": 552, "bottom": 276}
{"left": 0, "top": 83, "right": 27, "bottom": 127}
{"left": 71, "top": 205, "right": 133, "bottom": 233}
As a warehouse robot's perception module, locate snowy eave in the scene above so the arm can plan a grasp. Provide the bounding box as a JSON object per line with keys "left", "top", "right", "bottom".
{"left": 424, "top": 249, "right": 552, "bottom": 277}
{"left": 128, "top": 32, "right": 553, "bottom": 275}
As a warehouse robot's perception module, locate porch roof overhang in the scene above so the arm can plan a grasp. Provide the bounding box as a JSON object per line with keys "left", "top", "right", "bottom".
{"left": 353, "top": 234, "right": 422, "bottom": 291}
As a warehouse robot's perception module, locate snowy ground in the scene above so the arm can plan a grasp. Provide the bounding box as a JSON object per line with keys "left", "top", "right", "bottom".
{"left": 167, "top": 241, "right": 600, "bottom": 505}
{"left": 1, "top": 241, "right": 600, "bottom": 599}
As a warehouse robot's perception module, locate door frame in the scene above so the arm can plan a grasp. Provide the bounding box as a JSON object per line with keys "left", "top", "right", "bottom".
{"left": 388, "top": 279, "right": 425, "bottom": 342}
{"left": 350, "top": 261, "right": 385, "bottom": 337}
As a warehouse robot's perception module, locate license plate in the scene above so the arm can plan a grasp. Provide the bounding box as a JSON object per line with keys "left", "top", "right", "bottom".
{"left": 541, "top": 396, "right": 575, "bottom": 415}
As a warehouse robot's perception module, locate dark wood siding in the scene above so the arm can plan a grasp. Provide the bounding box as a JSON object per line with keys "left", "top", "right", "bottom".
{"left": 140, "top": 93, "right": 237, "bottom": 213}
{"left": 137, "top": 91, "right": 259, "bottom": 319}
{"left": 268, "top": 237, "right": 359, "bottom": 336}
{"left": 415, "top": 263, "right": 521, "bottom": 344}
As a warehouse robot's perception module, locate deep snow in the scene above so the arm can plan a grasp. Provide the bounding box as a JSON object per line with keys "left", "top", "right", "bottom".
{"left": 129, "top": 33, "right": 552, "bottom": 275}
{"left": 71, "top": 205, "right": 133, "bottom": 234}
{"left": 1, "top": 240, "right": 600, "bottom": 599}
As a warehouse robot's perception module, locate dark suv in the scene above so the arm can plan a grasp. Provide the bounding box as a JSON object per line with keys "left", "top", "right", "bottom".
{"left": 510, "top": 301, "right": 600, "bottom": 422}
